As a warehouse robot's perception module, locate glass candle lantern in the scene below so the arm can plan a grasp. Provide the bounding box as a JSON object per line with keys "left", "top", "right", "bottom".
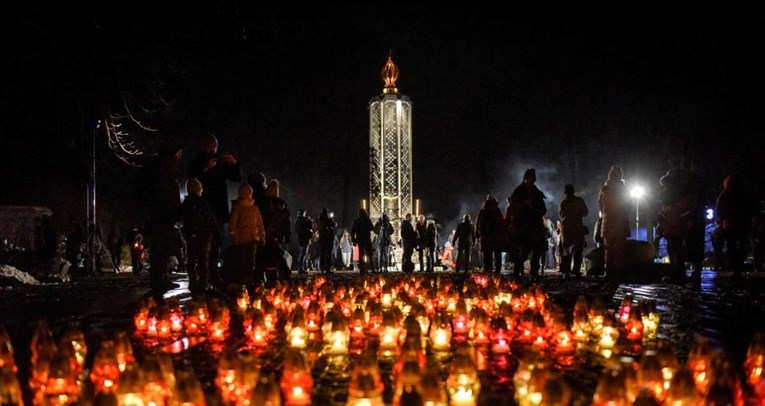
{"left": 745, "top": 332, "right": 765, "bottom": 395}
{"left": 347, "top": 355, "right": 385, "bottom": 406}
{"left": 115, "top": 366, "right": 144, "bottom": 406}
{"left": 490, "top": 317, "right": 511, "bottom": 355}
{"left": 43, "top": 352, "right": 80, "bottom": 406}
{"left": 90, "top": 340, "right": 121, "bottom": 394}
{"left": 280, "top": 350, "right": 313, "bottom": 406}
{"left": 171, "top": 370, "right": 206, "bottom": 405}
{"left": 687, "top": 336, "right": 713, "bottom": 394}
{"left": 446, "top": 352, "right": 480, "bottom": 406}
{"left": 429, "top": 312, "right": 452, "bottom": 352}
{"left": 617, "top": 294, "right": 633, "bottom": 325}
{"left": 637, "top": 350, "right": 666, "bottom": 402}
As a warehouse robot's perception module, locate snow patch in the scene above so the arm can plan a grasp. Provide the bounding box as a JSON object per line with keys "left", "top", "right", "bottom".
{"left": 0, "top": 264, "right": 41, "bottom": 285}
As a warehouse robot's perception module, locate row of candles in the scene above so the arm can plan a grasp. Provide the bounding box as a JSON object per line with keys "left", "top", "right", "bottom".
{"left": 1, "top": 273, "right": 764, "bottom": 405}
{"left": 133, "top": 276, "right": 660, "bottom": 358}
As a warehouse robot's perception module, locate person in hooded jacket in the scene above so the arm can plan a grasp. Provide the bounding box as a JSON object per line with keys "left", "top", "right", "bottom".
{"left": 229, "top": 183, "right": 266, "bottom": 286}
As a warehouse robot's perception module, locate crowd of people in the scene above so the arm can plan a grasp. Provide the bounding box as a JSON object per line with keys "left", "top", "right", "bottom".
{"left": 63, "top": 131, "right": 765, "bottom": 298}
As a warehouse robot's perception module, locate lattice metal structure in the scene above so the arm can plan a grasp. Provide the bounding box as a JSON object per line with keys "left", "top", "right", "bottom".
{"left": 369, "top": 55, "right": 413, "bottom": 241}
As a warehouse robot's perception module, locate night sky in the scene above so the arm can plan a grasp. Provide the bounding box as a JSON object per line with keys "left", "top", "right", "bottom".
{"left": 3, "top": 5, "right": 765, "bottom": 237}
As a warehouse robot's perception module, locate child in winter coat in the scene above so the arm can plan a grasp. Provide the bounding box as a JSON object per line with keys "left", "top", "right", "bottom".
{"left": 229, "top": 183, "right": 266, "bottom": 285}
{"left": 181, "top": 177, "right": 220, "bottom": 293}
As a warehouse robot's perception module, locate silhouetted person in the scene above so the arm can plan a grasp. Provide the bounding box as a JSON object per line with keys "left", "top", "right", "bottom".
{"left": 558, "top": 184, "right": 589, "bottom": 279}
{"left": 715, "top": 174, "right": 751, "bottom": 280}
{"left": 181, "top": 177, "right": 220, "bottom": 293}
{"left": 423, "top": 219, "right": 438, "bottom": 272}
{"left": 187, "top": 133, "right": 242, "bottom": 285}
{"left": 145, "top": 141, "right": 184, "bottom": 294}
{"left": 351, "top": 208, "right": 375, "bottom": 274}
{"left": 656, "top": 168, "right": 706, "bottom": 283}
{"left": 374, "top": 213, "right": 394, "bottom": 272}
{"left": 400, "top": 213, "right": 418, "bottom": 273}
{"left": 317, "top": 208, "right": 337, "bottom": 274}
{"left": 509, "top": 169, "right": 548, "bottom": 278}
{"left": 684, "top": 171, "right": 707, "bottom": 281}
{"left": 294, "top": 209, "right": 313, "bottom": 274}
{"left": 452, "top": 214, "right": 476, "bottom": 272}
{"left": 415, "top": 214, "right": 427, "bottom": 272}
{"left": 259, "top": 179, "right": 291, "bottom": 282}
{"left": 598, "top": 165, "right": 631, "bottom": 278}
{"left": 477, "top": 195, "right": 504, "bottom": 274}
{"left": 247, "top": 172, "right": 268, "bottom": 211}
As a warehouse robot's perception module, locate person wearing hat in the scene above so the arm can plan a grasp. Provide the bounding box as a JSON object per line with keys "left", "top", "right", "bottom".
{"left": 598, "top": 165, "right": 631, "bottom": 278}
{"left": 181, "top": 177, "right": 220, "bottom": 293}
{"left": 508, "top": 168, "right": 548, "bottom": 278}
{"left": 558, "top": 183, "right": 589, "bottom": 279}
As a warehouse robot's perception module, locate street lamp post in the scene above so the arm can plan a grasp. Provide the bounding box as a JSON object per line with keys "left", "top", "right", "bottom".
{"left": 630, "top": 185, "right": 645, "bottom": 240}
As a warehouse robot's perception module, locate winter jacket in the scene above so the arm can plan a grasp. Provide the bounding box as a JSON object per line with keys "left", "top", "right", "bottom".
{"left": 260, "top": 196, "right": 291, "bottom": 245}
{"left": 352, "top": 216, "right": 374, "bottom": 246}
{"left": 295, "top": 216, "right": 314, "bottom": 246}
{"left": 558, "top": 195, "right": 589, "bottom": 254}
{"left": 508, "top": 183, "right": 548, "bottom": 245}
{"left": 374, "top": 218, "right": 394, "bottom": 247}
{"left": 400, "top": 220, "right": 418, "bottom": 249}
{"left": 187, "top": 152, "right": 242, "bottom": 224}
{"left": 181, "top": 194, "right": 220, "bottom": 241}
{"left": 476, "top": 197, "right": 505, "bottom": 252}
{"left": 229, "top": 198, "right": 265, "bottom": 245}
{"left": 452, "top": 220, "right": 475, "bottom": 249}
{"left": 424, "top": 221, "right": 437, "bottom": 249}
{"left": 317, "top": 215, "right": 337, "bottom": 244}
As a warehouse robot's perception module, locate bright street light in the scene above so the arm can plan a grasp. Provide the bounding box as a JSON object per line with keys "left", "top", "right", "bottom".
{"left": 630, "top": 185, "right": 645, "bottom": 240}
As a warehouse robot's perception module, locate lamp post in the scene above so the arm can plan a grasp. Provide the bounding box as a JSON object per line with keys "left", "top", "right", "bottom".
{"left": 630, "top": 185, "right": 645, "bottom": 240}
